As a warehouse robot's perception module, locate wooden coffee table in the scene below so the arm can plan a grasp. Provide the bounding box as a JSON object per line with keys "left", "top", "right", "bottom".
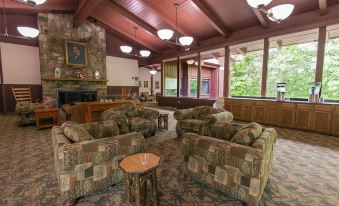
{"left": 119, "top": 153, "right": 160, "bottom": 206}
{"left": 35, "top": 108, "right": 61, "bottom": 129}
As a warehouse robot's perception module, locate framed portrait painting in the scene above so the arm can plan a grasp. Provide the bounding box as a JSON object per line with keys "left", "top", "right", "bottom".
{"left": 65, "top": 41, "right": 88, "bottom": 67}
{"left": 144, "top": 81, "right": 148, "bottom": 88}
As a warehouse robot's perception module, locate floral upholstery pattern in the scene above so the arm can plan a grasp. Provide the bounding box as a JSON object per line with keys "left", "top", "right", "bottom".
{"left": 101, "top": 103, "right": 159, "bottom": 137}
{"left": 81, "top": 120, "right": 119, "bottom": 139}
{"left": 231, "top": 122, "right": 263, "bottom": 146}
{"left": 210, "top": 122, "right": 241, "bottom": 141}
{"left": 174, "top": 106, "right": 233, "bottom": 137}
{"left": 52, "top": 125, "right": 145, "bottom": 204}
{"left": 15, "top": 102, "right": 46, "bottom": 126}
{"left": 61, "top": 121, "right": 94, "bottom": 143}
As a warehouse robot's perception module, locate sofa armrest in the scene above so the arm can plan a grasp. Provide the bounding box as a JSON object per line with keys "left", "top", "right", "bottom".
{"left": 81, "top": 120, "right": 119, "bottom": 139}
{"left": 252, "top": 128, "right": 277, "bottom": 151}
{"left": 206, "top": 111, "right": 233, "bottom": 124}
{"left": 173, "top": 108, "right": 193, "bottom": 120}
{"left": 139, "top": 108, "right": 160, "bottom": 120}
{"left": 181, "top": 132, "right": 262, "bottom": 177}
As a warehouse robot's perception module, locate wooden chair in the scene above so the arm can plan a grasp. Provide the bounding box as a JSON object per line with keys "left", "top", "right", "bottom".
{"left": 121, "top": 88, "right": 131, "bottom": 100}
{"left": 11, "top": 86, "right": 32, "bottom": 103}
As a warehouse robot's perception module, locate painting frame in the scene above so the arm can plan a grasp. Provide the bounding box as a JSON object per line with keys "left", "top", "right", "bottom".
{"left": 65, "top": 40, "right": 88, "bottom": 67}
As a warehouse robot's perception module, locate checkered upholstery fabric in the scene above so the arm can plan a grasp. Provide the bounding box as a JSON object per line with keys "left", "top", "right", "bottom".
{"left": 181, "top": 127, "right": 276, "bottom": 206}
{"left": 15, "top": 102, "right": 46, "bottom": 126}
{"left": 52, "top": 125, "right": 145, "bottom": 204}
{"left": 174, "top": 106, "right": 233, "bottom": 137}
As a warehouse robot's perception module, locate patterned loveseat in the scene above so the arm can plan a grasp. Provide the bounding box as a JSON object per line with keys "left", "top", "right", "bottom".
{"left": 181, "top": 122, "right": 277, "bottom": 206}
{"left": 101, "top": 102, "right": 159, "bottom": 137}
{"left": 174, "top": 106, "right": 233, "bottom": 137}
{"left": 52, "top": 120, "right": 145, "bottom": 205}
{"left": 15, "top": 102, "right": 46, "bottom": 126}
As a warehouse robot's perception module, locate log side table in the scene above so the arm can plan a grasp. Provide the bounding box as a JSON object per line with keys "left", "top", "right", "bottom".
{"left": 158, "top": 113, "right": 169, "bottom": 131}
{"left": 35, "top": 108, "right": 61, "bottom": 129}
{"left": 119, "top": 153, "right": 160, "bottom": 206}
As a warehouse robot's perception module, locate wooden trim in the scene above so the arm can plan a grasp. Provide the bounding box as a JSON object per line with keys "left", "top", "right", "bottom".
{"left": 197, "top": 52, "right": 201, "bottom": 98}
{"left": 315, "top": 26, "right": 327, "bottom": 83}
{"left": 73, "top": 0, "right": 105, "bottom": 27}
{"left": 319, "top": 0, "right": 327, "bottom": 16}
{"left": 253, "top": 8, "right": 268, "bottom": 29}
{"left": 261, "top": 38, "right": 269, "bottom": 97}
{"left": 161, "top": 61, "right": 164, "bottom": 96}
{"left": 0, "top": 46, "right": 6, "bottom": 113}
{"left": 176, "top": 57, "right": 180, "bottom": 98}
{"left": 223, "top": 46, "right": 230, "bottom": 97}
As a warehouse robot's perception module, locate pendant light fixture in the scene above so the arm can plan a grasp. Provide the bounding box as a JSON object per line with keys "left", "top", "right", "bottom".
{"left": 157, "top": 1, "right": 194, "bottom": 47}
{"left": 246, "top": 0, "right": 294, "bottom": 23}
{"left": 120, "top": 27, "right": 151, "bottom": 58}
{"left": 1, "top": 0, "right": 41, "bottom": 39}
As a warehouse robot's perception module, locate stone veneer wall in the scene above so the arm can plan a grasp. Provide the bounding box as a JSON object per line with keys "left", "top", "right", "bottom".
{"left": 38, "top": 13, "right": 107, "bottom": 100}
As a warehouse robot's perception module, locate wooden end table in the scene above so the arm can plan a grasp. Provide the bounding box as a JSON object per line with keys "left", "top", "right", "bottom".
{"left": 158, "top": 113, "right": 169, "bottom": 131}
{"left": 35, "top": 108, "right": 61, "bottom": 129}
{"left": 119, "top": 153, "right": 160, "bottom": 206}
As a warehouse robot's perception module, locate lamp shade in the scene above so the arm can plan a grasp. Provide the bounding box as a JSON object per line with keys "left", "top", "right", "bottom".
{"left": 157, "top": 29, "right": 174, "bottom": 40}
{"left": 23, "top": 0, "right": 47, "bottom": 5}
{"left": 178, "top": 36, "right": 194, "bottom": 46}
{"left": 246, "top": 0, "right": 272, "bottom": 8}
{"left": 268, "top": 4, "right": 294, "bottom": 22}
{"left": 17, "top": 27, "right": 39, "bottom": 38}
{"left": 140, "top": 50, "right": 151, "bottom": 57}
{"left": 150, "top": 70, "right": 157, "bottom": 75}
{"left": 120, "top": 46, "right": 133, "bottom": 54}
{"left": 187, "top": 60, "right": 195, "bottom": 65}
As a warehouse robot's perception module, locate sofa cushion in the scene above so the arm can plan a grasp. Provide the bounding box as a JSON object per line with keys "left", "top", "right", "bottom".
{"left": 180, "top": 119, "right": 207, "bottom": 133}
{"left": 61, "top": 121, "right": 94, "bottom": 143}
{"left": 82, "top": 120, "right": 119, "bottom": 139}
{"left": 210, "top": 122, "right": 241, "bottom": 141}
{"left": 192, "top": 106, "right": 223, "bottom": 120}
{"left": 129, "top": 117, "right": 153, "bottom": 131}
{"left": 230, "top": 122, "right": 262, "bottom": 146}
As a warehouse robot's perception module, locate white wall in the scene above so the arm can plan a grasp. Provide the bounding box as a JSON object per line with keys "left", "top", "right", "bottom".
{"left": 106, "top": 56, "right": 139, "bottom": 86}
{"left": 139, "top": 67, "right": 161, "bottom": 95}
{"left": 0, "top": 42, "right": 41, "bottom": 84}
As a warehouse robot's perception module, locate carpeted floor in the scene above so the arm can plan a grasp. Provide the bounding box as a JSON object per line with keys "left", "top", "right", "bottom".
{"left": 0, "top": 109, "right": 339, "bottom": 206}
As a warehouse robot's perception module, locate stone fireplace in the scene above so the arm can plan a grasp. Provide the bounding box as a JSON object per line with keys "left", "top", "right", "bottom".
{"left": 38, "top": 13, "right": 107, "bottom": 106}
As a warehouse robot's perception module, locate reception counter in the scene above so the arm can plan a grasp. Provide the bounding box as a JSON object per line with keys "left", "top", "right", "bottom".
{"left": 224, "top": 98, "right": 339, "bottom": 136}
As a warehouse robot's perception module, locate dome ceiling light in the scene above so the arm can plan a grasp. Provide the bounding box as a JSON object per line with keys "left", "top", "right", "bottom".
{"left": 246, "top": 0, "right": 294, "bottom": 23}
{"left": 120, "top": 27, "right": 151, "bottom": 58}
{"left": 157, "top": 1, "right": 194, "bottom": 47}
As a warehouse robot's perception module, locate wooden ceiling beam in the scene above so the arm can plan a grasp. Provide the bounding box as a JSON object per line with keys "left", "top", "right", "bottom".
{"left": 190, "top": 0, "right": 230, "bottom": 37}
{"left": 138, "top": 0, "right": 190, "bottom": 36}
{"left": 253, "top": 8, "right": 269, "bottom": 29}
{"left": 319, "top": 0, "right": 327, "bottom": 15}
{"left": 92, "top": 12, "right": 161, "bottom": 53}
{"left": 73, "top": 0, "right": 105, "bottom": 27}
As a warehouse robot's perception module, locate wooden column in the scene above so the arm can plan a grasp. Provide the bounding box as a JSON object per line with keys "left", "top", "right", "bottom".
{"left": 150, "top": 74, "right": 154, "bottom": 96}
{"left": 176, "top": 56, "right": 180, "bottom": 98}
{"left": 223, "top": 46, "right": 230, "bottom": 97}
{"left": 160, "top": 61, "right": 164, "bottom": 96}
{"left": 315, "top": 26, "right": 327, "bottom": 82}
{"left": 261, "top": 38, "right": 269, "bottom": 97}
{"left": 197, "top": 52, "right": 201, "bottom": 98}
{"left": 0, "top": 47, "right": 6, "bottom": 113}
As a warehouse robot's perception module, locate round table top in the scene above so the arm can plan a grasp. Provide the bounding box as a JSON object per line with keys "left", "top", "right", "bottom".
{"left": 119, "top": 153, "right": 160, "bottom": 174}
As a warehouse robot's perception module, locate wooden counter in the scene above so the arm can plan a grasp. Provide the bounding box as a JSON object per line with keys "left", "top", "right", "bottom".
{"left": 224, "top": 98, "right": 338, "bottom": 136}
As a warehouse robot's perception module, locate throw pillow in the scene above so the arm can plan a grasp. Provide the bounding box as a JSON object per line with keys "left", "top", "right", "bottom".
{"left": 231, "top": 122, "right": 262, "bottom": 146}
{"left": 61, "top": 121, "right": 94, "bottom": 143}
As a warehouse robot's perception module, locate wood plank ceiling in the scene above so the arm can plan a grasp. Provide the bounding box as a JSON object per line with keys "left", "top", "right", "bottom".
{"left": 1, "top": 0, "right": 339, "bottom": 57}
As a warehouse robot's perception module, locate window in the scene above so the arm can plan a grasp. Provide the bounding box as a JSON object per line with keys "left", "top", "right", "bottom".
{"left": 230, "top": 40, "right": 263, "bottom": 97}
{"left": 163, "top": 60, "right": 177, "bottom": 96}
{"left": 323, "top": 26, "right": 339, "bottom": 100}
{"left": 189, "top": 79, "right": 197, "bottom": 96}
{"left": 201, "top": 79, "right": 210, "bottom": 94}
{"left": 267, "top": 29, "right": 318, "bottom": 98}
{"left": 165, "top": 77, "right": 177, "bottom": 96}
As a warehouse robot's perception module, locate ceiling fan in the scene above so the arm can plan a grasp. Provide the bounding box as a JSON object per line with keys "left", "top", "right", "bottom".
{"left": 11, "top": 0, "right": 46, "bottom": 7}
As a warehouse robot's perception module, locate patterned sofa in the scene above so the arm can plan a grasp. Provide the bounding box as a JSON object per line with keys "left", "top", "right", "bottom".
{"left": 15, "top": 102, "right": 46, "bottom": 126}
{"left": 181, "top": 122, "right": 277, "bottom": 206}
{"left": 51, "top": 120, "right": 145, "bottom": 205}
{"left": 101, "top": 102, "right": 159, "bottom": 137}
{"left": 174, "top": 106, "right": 233, "bottom": 137}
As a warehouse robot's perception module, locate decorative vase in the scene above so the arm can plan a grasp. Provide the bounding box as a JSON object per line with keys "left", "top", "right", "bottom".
{"left": 55, "top": 68, "right": 61, "bottom": 78}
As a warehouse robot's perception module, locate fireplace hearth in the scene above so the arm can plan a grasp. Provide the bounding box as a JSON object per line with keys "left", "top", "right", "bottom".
{"left": 57, "top": 90, "right": 97, "bottom": 106}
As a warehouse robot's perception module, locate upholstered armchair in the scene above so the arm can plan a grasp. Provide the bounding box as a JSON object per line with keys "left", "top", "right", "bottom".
{"left": 15, "top": 102, "right": 47, "bottom": 126}
{"left": 52, "top": 120, "right": 145, "bottom": 205}
{"left": 181, "top": 122, "right": 277, "bottom": 206}
{"left": 101, "top": 102, "right": 159, "bottom": 137}
{"left": 173, "top": 106, "right": 233, "bottom": 137}
{"left": 140, "top": 92, "right": 155, "bottom": 102}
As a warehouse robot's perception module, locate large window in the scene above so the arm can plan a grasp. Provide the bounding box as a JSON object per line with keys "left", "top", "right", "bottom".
{"left": 163, "top": 60, "right": 177, "bottom": 96}
{"left": 230, "top": 41, "right": 263, "bottom": 97}
{"left": 267, "top": 30, "right": 318, "bottom": 98}
{"left": 323, "top": 26, "right": 339, "bottom": 100}
{"left": 189, "top": 79, "right": 197, "bottom": 96}
{"left": 201, "top": 79, "right": 210, "bottom": 95}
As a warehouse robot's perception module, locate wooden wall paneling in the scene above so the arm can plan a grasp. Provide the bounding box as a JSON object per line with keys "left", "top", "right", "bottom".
{"left": 0, "top": 47, "right": 4, "bottom": 113}
{"left": 161, "top": 61, "right": 164, "bottom": 95}
{"left": 311, "top": 105, "right": 332, "bottom": 133}
{"left": 278, "top": 103, "right": 296, "bottom": 128}
{"left": 224, "top": 98, "right": 232, "bottom": 112}
{"left": 241, "top": 100, "right": 253, "bottom": 121}
{"left": 261, "top": 38, "right": 269, "bottom": 97}
{"left": 223, "top": 46, "right": 230, "bottom": 97}
{"left": 331, "top": 105, "right": 339, "bottom": 136}
{"left": 295, "top": 104, "right": 313, "bottom": 130}
{"left": 315, "top": 26, "right": 327, "bottom": 82}
{"left": 107, "top": 86, "right": 139, "bottom": 98}
{"left": 197, "top": 52, "right": 201, "bottom": 98}
{"left": 231, "top": 100, "right": 243, "bottom": 120}
{"left": 265, "top": 102, "right": 280, "bottom": 126}
{"left": 253, "top": 101, "right": 266, "bottom": 123}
